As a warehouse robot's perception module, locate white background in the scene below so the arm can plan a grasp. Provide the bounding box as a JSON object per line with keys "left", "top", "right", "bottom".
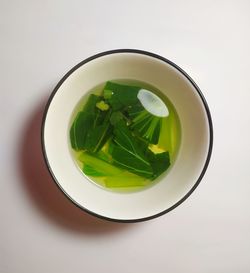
{"left": 1, "top": 0, "right": 250, "bottom": 272}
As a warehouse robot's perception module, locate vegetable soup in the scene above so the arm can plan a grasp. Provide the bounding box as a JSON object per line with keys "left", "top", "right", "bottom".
{"left": 69, "top": 80, "right": 181, "bottom": 191}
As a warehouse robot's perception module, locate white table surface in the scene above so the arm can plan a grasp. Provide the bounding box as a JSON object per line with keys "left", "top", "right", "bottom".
{"left": 1, "top": 1, "right": 250, "bottom": 272}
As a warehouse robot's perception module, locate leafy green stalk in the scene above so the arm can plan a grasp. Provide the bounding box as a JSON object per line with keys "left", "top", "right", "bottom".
{"left": 130, "top": 109, "right": 162, "bottom": 144}
{"left": 104, "top": 172, "right": 150, "bottom": 188}
{"left": 78, "top": 152, "right": 123, "bottom": 177}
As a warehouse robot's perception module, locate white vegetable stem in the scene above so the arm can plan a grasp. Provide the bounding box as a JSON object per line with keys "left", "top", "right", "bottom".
{"left": 137, "top": 89, "right": 169, "bottom": 117}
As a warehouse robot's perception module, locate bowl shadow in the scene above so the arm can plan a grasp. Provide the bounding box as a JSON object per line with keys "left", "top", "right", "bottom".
{"left": 19, "top": 96, "right": 133, "bottom": 234}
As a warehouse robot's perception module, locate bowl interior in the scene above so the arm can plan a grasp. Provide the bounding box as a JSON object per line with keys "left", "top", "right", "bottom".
{"left": 43, "top": 51, "right": 211, "bottom": 221}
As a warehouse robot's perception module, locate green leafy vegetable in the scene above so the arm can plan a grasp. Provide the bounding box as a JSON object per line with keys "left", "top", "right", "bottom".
{"left": 128, "top": 103, "right": 163, "bottom": 144}
{"left": 70, "top": 112, "right": 95, "bottom": 150}
{"left": 110, "top": 111, "right": 124, "bottom": 125}
{"left": 83, "top": 94, "right": 100, "bottom": 112}
{"left": 110, "top": 121, "right": 154, "bottom": 178}
{"left": 104, "top": 172, "right": 150, "bottom": 188}
{"left": 78, "top": 152, "right": 123, "bottom": 176}
{"left": 103, "top": 81, "right": 140, "bottom": 111}
{"left": 70, "top": 81, "right": 176, "bottom": 189}
{"left": 103, "top": 89, "right": 113, "bottom": 99}
{"left": 70, "top": 94, "right": 112, "bottom": 152}
{"left": 84, "top": 110, "right": 112, "bottom": 153}
{"left": 146, "top": 150, "right": 170, "bottom": 178}
{"left": 83, "top": 164, "right": 106, "bottom": 177}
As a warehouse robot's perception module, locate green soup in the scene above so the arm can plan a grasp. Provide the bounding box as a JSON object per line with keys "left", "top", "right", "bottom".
{"left": 69, "top": 80, "right": 181, "bottom": 191}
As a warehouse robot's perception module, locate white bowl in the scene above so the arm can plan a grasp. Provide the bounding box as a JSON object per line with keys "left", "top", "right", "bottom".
{"left": 42, "top": 49, "right": 213, "bottom": 222}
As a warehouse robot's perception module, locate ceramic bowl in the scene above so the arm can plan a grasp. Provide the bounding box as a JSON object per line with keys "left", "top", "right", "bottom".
{"left": 42, "top": 49, "right": 213, "bottom": 222}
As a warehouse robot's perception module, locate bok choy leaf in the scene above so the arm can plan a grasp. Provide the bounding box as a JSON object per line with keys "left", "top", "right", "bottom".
{"left": 110, "top": 121, "right": 154, "bottom": 178}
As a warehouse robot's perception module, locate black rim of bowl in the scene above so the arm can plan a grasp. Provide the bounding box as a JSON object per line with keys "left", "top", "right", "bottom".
{"left": 41, "top": 49, "right": 213, "bottom": 223}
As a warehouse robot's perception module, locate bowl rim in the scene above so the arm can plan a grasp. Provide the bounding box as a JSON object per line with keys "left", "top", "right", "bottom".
{"left": 41, "top": 49, "right": 213, "bottom": 223}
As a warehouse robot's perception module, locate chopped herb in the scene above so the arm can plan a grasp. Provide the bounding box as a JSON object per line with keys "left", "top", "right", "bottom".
{"left": 96, "top": 100, "right": 110, "bottom": 111}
